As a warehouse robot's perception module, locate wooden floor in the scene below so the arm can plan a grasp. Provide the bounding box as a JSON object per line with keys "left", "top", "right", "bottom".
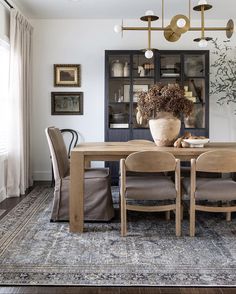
{"left": 0, "top": 286, "right": 236, "bottom": 294}
{"left": 0, "top": 182, "right": 235, "bottom": 294}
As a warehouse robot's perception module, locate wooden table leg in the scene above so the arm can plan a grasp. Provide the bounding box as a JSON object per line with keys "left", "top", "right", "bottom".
{"left": 70, "top": 151, "right": 84, "bottom": 233}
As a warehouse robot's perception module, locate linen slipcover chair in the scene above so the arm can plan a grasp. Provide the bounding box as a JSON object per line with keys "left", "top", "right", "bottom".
{"left": 190, "top": 150, "right": 236, "bottom": 237}
{"left": 45, "top": 127, "right": 114, "bottom": 221}
{"left": 120, "top": 151, "right": 181, "bottom": 237}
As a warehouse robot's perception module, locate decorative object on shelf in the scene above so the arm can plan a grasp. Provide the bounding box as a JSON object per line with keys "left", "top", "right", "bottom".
{"left": 114, "top": 0, "right": 234, "bottom": 58}
{"left": 210, "top": 39, "right": 236, "bottom": 113}
{"left": 110, "top": 60, "right": 124, "bottom": 77}
{"left": 51, "top": 92, "right": 83, "bottom": 115}
{"left": 133, "top": 84, "right": 149, "bottom": 102}
{"left": 123, "top": 62, "right": 130, "bottom": 77}
{"left": 138, "top": 65, "right": 145, "bottom": 77}
{"left": 143, "top": 63, "right": 154, "bottom": 76}
{"left": 54, "top": 64, "right": 81, "bottom": 87}
{"left": 184, "top": 86, "right": 196, "bottom": 103}
{"left": 136, "top": 84, "right": 193, "bottom": 146}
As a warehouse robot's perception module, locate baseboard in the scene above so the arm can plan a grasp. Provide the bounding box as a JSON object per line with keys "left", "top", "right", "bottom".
{"left": 0, "top": 187, "right": 6, "bottom": 202}
{"left": 33, "top": 171, "right": 52, "bottom": 181}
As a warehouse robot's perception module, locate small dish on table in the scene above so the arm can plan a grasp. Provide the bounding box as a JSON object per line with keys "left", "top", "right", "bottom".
{"left": 183, "top": 138, "right": 210, "bottom": 148}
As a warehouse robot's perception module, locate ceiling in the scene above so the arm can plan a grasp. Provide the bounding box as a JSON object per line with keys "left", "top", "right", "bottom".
{"left": 13, "top": 0, "right": 236, "bottom": 20}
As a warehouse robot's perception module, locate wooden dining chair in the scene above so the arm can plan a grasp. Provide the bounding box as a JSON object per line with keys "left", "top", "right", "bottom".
{"left": 120, "top": 151, "right": 181, "bottom": 237}
{"left": 127, "top": 139, "right": 173, "bottom": 220}
{"left": 190, "top": 150, "right": 236, "bottom": 237}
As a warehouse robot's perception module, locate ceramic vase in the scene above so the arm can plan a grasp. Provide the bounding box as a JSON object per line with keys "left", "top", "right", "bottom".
{"left": 149, "top": 112, "right": 181, "bottom": 146}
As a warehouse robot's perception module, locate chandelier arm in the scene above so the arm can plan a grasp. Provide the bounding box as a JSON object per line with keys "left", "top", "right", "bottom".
{"left": 189, "top": 0, "right": 191, "bottom": 25}
{"left": 148, "top": 17, "right": 151, "bottom": 50}
{"left": 162, "top": 0, "right": 164, "bottom": 28}
{"left": 201, "top": 5, "right": 205, "bottom": 39}
{"left": 122, "top": 26, "right": 230, "bottom": 32}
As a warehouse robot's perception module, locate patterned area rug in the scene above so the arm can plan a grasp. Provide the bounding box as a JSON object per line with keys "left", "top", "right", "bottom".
{"left": 0, "top": 210, "right": 6, "bottom": 217}
{"left": 0, "top": 186, "right": 236, "bottom": 286}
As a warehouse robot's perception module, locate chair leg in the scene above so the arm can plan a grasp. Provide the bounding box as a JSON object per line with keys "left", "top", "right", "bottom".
{"left": 190, "top": 199, "right": 196, "bottom": 237}
{"left": 226, "top": 202, "right": 231, "bottom": 222}
{"left": 175, "top": 203, "right": 181, "bottom": 237}
{"left": 121, "top": 197, "right": 127, "bottom": 237}
{"left": 51, "top": 164, "right": 55, "bottom": 187}
{"left": 165, "top": 211, "right": 170, "bottom": 221}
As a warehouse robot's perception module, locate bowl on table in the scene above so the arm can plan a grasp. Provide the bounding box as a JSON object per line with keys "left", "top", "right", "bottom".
{"left": 183, "top": 138, "right": 210, "bottom": 148}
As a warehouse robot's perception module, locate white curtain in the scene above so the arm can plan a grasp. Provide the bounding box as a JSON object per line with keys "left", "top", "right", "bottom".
{"left": 7, "top": 10, "right": 33, "bottom": 197}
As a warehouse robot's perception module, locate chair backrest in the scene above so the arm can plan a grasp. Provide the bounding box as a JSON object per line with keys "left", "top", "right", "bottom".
{"left": 45, "top": 127, "right": 70, "bottom": 180}
{"left": 125, "top": 151, "right": 176, "bottom": 172}
{"left": 60, "top": 129, "right": 78, "bottom": 158}
{"left": 196, "top": 150, "right": 236, "bottom": 173}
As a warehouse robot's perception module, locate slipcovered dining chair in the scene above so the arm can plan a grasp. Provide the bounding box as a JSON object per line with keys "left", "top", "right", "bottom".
{"left": 45, "top": 127, "right": 114, "bottom": 221}
{"left": 190, "top": 150, "right": 236, "bottom": 237}
{"left": 120, "top": 151, "right": 181, "bottom": 237}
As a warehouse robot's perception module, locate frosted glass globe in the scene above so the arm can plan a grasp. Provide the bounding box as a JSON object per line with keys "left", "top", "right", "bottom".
{"left": 199, "top": 39, "right": 208, "bottom": 48}
{"left": 177, "top": 18, "right": 186, "bottom": 28}
{"left": 114, "top": 25, "right": 122, "bottom": 33}
{"left": 145, "top": 10, "right": 154, "bottom": 16}
{"left": 198, "top": 0, "right": 207, "bottom": 5}
{"left": 145, "top": 50, "right": 153, "bottom": 59}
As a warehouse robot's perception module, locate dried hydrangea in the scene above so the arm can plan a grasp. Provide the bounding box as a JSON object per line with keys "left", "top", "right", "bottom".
{"left": 137, "top": 83, "right": 193, "bottom": 120}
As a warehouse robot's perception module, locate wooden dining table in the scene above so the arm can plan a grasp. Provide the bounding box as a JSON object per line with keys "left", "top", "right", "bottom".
{"left": 69, "top": 141, "right": 236, "bottom": 233}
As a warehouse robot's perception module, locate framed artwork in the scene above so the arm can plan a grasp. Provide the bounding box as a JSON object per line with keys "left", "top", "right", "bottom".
{"left": 54, "top": 64, "right": 81, "bottom": 87}
{"left": 124, "top": 84, "right": 149, "bottom": 102}
{"left": 51, "top": 92, "right": 83, "bottom": 115}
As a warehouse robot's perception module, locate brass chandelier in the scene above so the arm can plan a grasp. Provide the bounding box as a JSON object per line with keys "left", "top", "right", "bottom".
{"left": 114, "top": 0, "right": 234, "bottom": 59}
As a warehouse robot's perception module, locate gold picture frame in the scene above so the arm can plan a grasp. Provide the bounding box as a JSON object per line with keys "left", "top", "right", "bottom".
{"left": 54, "top": 64, "right": 81, "bottom": 87}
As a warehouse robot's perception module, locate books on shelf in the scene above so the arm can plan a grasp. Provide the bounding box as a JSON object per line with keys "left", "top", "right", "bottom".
{"left": 110, "top": 123, "right": 129, "bottom": 128}
{"left": 161, "top": 73, "right": 180, "bottom": 77}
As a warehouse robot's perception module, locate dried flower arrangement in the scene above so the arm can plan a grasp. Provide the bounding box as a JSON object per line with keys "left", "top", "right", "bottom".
{"left": 136, "top": 83, "right": 194, "bottom": 123}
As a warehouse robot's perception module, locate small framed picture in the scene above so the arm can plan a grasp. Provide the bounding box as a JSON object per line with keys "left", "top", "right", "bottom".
{"left": 54, "top": 64, "right": 81, "bottom": 87}
{"left": 51, "top": 92, "right": 83, "bottom": 115}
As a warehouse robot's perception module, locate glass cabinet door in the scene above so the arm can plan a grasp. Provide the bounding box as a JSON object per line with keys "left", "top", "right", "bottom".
{"left": 108, "top": 55, "right": 130, "bottom": 129}
{"left": 184, "top": 54, "right": 207, "bottom": 129}
{"left": 184, "top": 55, "right": 205, "bottom": 77}
{"left": 160, "top": 55, "right": 181, "bottom": 78}
{"left": 132, "top": 54, "right": 155, "bottom": 129}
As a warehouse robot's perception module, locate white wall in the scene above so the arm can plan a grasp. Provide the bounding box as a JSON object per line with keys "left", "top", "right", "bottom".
{"left": 31, "top": 19, "right": 236, "bottom": 180}
{"left": 0, "top": 1, "right": 10, "bottom": 43}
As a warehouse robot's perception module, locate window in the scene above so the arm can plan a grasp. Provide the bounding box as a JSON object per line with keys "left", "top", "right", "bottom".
{"left": 0, "top": 40, "right": 9, "bottom": 155}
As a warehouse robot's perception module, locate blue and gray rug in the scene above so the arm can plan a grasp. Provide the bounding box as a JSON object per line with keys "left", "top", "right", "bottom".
{"left": 0, "top": 186, "right": 236, "bottom": 286}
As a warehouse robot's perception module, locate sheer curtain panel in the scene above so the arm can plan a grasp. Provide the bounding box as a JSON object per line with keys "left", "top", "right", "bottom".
{"left": 7, "top": 10, "right": 33, "bottom": 197}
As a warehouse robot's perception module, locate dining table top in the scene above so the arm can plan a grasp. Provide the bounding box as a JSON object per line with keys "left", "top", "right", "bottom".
{"left": 72, "top": 141, "right": 236, "bottom": 158}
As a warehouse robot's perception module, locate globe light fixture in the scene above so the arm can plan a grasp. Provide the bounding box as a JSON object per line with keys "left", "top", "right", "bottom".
{"left": 198, "top": 38, "right": 208, "bottom": 48}
{"left": 145, "top": 50, "right": 154, "bottom": 59}
{"left": 114, "top": 25, "right": 122, "bottom": 34}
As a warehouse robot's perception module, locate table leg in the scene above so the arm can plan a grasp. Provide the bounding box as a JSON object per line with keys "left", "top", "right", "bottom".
{"left": 70, "top": 151, "right": 84, "bottom": 233}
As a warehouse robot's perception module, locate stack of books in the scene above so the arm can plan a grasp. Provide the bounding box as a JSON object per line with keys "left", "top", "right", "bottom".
{"left": 184, "top": 86, "right": 196, "bottom": 103}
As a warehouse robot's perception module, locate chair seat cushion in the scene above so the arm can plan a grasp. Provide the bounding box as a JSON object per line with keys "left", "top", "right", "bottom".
{"left": 195, "top": 178, "right": 236, "bottom": 201}
{"left": 84, "top": 168, "right": 110, "bottom": 179}
{"left": 183, "top": 177, "right": 236, "bottom": 201}
{"left": 125, "top": 176, "right": 176, "bottom": 200}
